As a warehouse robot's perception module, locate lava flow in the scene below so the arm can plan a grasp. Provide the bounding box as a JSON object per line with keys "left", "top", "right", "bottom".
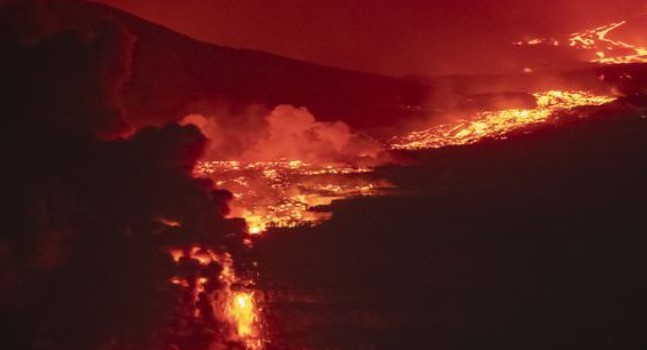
{"left": 514, "top": 20, "right": 647, "bottom": 64}
{"left": 570, "top": 21, "right": 647, "bottom": 64}
{"left": 194, "top": 160, "right": 390, "bottom": 234}
{"left": 389, "top": 90, "right": 616, "bottom": 151}
{"left": 190, "top": 90, "right": 615, "bottom": 236}
{"left": 179, "top": 89, "right": 615, "bottom": 349}
{"left": 168, "top": 245, "right": 264, "bottom": 349}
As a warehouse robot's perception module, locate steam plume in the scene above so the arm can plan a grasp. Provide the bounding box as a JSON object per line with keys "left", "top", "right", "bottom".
{"left": 182, "top": 104, "right": 383, "bottom": 165}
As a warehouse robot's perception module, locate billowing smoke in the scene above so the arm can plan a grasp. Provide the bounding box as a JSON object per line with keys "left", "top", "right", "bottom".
{"left": 0, "top": 1, "right": 243, "bottom": 349}
{"left": 182, "top": 104, "right": 384, "bottom": 165}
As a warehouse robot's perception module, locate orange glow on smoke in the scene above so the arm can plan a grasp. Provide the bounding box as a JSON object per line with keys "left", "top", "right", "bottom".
{"left": 389, "top": 90, "right": 615, "bottom": 151}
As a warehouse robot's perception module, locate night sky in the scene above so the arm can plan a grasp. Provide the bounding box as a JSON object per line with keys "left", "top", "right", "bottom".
{"left": 90, "top": 0, "right": 645, "bottom": 76}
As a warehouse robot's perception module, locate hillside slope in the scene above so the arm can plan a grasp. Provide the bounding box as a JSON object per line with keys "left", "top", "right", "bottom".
{"left": 51, "top": 1, "right": 430, "bottom": 128}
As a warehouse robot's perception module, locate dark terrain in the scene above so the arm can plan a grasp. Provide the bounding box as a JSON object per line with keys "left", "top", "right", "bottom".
{"left": 255, "top": 105, "right": 647, "bottom": 349}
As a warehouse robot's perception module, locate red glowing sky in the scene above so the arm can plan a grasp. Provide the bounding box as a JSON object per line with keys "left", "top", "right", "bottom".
{"left": 90, "top": 0, "right": 645, "bottom": 76}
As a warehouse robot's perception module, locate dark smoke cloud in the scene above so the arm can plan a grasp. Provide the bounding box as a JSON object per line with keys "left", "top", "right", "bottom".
{"left": 0, "top": 1, "right": 242, "bottom": 349}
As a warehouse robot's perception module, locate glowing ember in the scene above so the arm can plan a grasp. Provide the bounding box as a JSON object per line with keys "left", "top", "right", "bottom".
{"left": 156, "top": 217, "right": 182, "bottom": 227}
{"left": 194, "top": 160, "right": 391, "bottom": 234}
{"left": 389, "top": 90, "right": 616, "bottom": 150}
{"left": 514, "top": 20, "right": 647, "bottom": 64}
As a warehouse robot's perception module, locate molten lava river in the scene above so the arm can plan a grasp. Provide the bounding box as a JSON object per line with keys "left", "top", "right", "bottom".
{"left": 514, "top": 19, "right": 647, "bottom": 64}
{"left": 155, "top": 16, "right": 647, "bottom": 348}
{"left": 165, "top": 88, "right": 617, "bottom": 348}
{"left": 195, "top": 91, "right": 614, "bottom": 236}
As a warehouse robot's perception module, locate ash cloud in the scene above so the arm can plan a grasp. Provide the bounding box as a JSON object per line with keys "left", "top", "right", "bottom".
{"left": 0, "top": 1, "right": 242, "bottom": 349}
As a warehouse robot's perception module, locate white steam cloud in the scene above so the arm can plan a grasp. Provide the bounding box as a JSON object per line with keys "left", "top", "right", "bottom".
{"left": 181, "top": 105, "right": 383, "bottom": 165}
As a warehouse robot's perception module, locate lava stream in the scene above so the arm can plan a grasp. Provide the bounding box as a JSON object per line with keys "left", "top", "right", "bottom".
{"left": 193, "top": 91, "right": 615, "bottom": 236}
{"left": 168, "top": 245, "right": 264, "bottom": 349}
{"left": 569, "top": 21, "right": 647, "bottom": 64}
{"left": 514, "top": 20, "right": 647, "bottom": 64}
{"left": 170, "top": 89, "right": 616, "bottom": 350}
{"left": 193, "top": 160, "right": 391, "bottom": 235}
{"left": 389, "top": 90, "right": 615, "bottom": 151}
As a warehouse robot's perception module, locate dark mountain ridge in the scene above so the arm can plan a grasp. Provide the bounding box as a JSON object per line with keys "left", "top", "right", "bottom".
{"left": 49, "top": 0, "right": 430, "bottom": 128}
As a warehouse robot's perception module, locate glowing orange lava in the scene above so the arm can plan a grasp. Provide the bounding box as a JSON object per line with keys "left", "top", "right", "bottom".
{"left": 389, "top": 90, "right": 616, "bottom": 150}
{"left": 194, "top": 160, "right": 391, "bottom": 235}
{"left": 165, "top": 243, "right": 264, "bottom": 349}
{"left": 569, "top": 21, "right": 647, "bottom": 64}
{"left": 182, "top": 86, "right": 616, "bottom": 349}
{"left": 192, "top": 91, "right": 615, "bottom": 234}
{"left": 514, "top": 20, "right": 647, "bottom": 64}
{"left": 227, "top": 292, "right": 259, "bottom": 338}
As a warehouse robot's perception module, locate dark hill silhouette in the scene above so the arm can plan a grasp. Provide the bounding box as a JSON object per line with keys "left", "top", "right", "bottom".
{"left": 50, "top": 0, "right": 430, "bottom": 128}
{"left": 45, "top": 1, "right": 647, "bottom": 131}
